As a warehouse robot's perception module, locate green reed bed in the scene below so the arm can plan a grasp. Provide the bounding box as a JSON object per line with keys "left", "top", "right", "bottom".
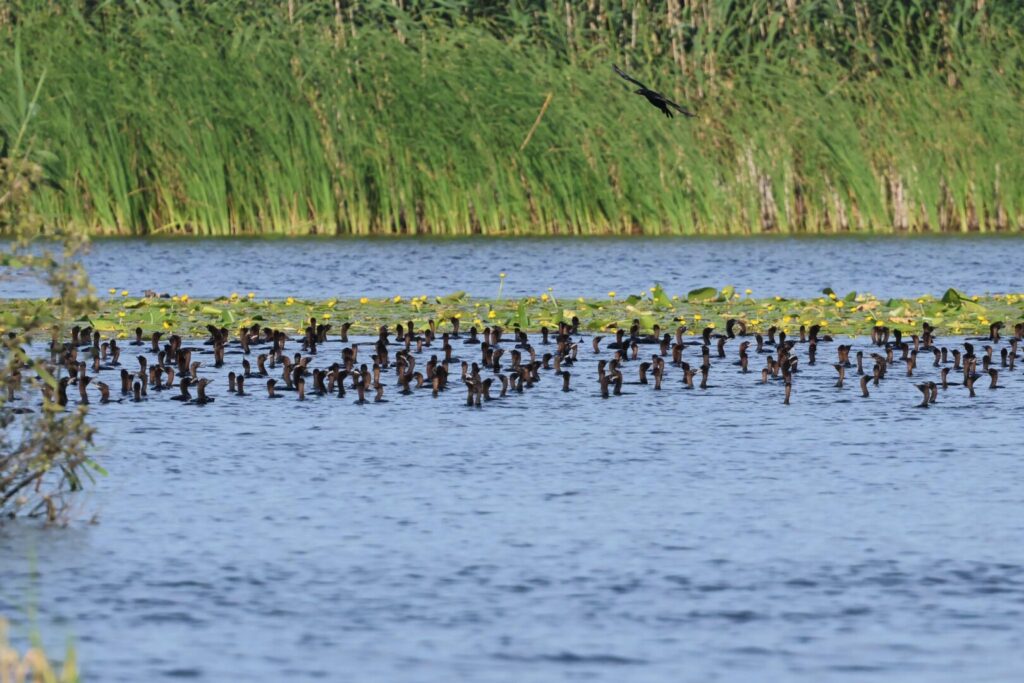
{"left": 4, "top": 287, "right": 1021, "bottom": 339}
{"left": 1, "top": 1, "right": 1022, "bottom": 236}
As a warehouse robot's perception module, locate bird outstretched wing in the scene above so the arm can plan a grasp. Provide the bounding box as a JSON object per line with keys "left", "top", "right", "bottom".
{"left": 665, "top": 98, "right": 696, "bottom": 118}
{"left": 612, "top": 64, "right": 647, "bottom": 90}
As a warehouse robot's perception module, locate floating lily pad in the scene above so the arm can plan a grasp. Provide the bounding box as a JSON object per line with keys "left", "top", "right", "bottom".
{"left": 687, "top": 286, "right": 717, "bottom": 302}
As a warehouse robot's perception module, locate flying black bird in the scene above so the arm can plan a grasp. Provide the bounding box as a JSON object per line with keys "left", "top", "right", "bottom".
{"left": 612, "top": 64, "right": 695, "bottom": 119}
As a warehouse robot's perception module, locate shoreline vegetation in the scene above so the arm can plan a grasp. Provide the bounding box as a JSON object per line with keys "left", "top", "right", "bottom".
{"left": 4, "top": 287, "right": 1021, "bottom": 338}
{"left": 1, "top": 59, "right": 100, "bottom": 523}
{"left": 0, "top": 617, "right": 78, "bottom": 683}
{"left": 1, "top": 1, "right": 1022, "bottom": 237}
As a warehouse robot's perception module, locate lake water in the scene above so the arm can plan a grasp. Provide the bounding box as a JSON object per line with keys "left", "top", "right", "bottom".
{"left": 2, "top": 235, "right": 1023, "bottom": 300}
{"left": 3, "top": 237, "right": 1024, "bottom": 682}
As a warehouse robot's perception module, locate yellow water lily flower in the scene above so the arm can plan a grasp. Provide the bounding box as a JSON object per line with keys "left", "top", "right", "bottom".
{"left": 488, "top": 310, "right": 497, "bottom": 319}
{"left": 393, "top": 295, "right": 402, "bottom": 303}
{"left": 608, "top": 291, "right": 616, "bottom": 298}
{"left": 359, "top": 297, "right": 369, "bottom": 304}
{"left": 286, "top": 297, "right": 295, "bottom": 305}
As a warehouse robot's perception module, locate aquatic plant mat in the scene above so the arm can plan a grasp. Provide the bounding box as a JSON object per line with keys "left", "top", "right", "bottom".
{"left": 4, "top": 288, "right": 1019, "bottom": 338}
{"left": 2, "top": 1, "right": 1023, "bottom": 236}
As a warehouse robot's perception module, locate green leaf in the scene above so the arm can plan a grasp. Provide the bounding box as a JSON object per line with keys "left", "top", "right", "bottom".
{"left": 822, "top": 287, "right": 835, "bottom": 297}
{"left": 200, "top": 305, "right": 222, "bottom": 316}
{"left": 941, "top": 288, "right": 965, "bottom": 306}
{"left": 439, "top": 290, "right": 466, "bottom": 303}
{"left": 515, "top": 299, "right": 529, "bottom": 328}
{"left": 122, "top": 299, "right": 145, "bottom": 309}
{"left": 650, "top": 283, "right": 671, "bottom": 308}
{"left": 687, "top": 286, "right": 717, "bottom": 302}
{"left": 719, "top": 285, "right": 735, "bottom": 301}
{"left": 85, "top": 459, "right": 109, "bottom": 476}
{"left": 625, "top": 294, "right": 642, "bottom": 304}
{"left": 844, "top": 291, "right": 857, "bottom": 302}
{"left": 960, "top": 299, "right": 985, "bottom": 312}
{"left": 33, "top": 361, "right": 58, "bottom": 389}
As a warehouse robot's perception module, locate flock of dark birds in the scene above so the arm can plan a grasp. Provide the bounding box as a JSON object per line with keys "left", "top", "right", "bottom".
{"left": 5, "top": 316, "right": 1021, "bottom": 412}
{"left": 2, "top": 69, "right": 715, "bottom": 413}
